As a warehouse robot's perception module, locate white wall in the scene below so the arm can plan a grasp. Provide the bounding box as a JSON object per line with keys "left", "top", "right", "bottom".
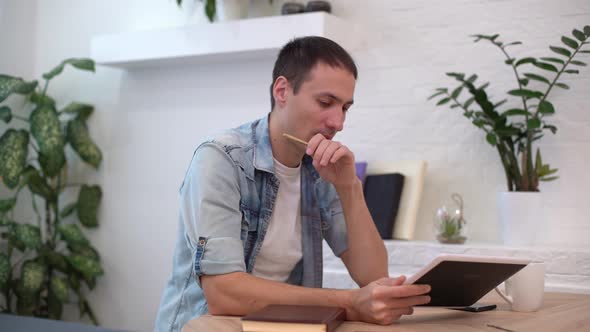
{"left": 1, "top": 0, "right": 590, "bottom": 331}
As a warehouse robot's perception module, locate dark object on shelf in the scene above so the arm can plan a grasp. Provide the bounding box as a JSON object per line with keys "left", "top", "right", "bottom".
{"left": 305, "top": 1, "right": 332, "bottom": 13}
{"left": 281, "top": 2, "right": 305, "bottom": 15}
{"left": 364, "top": 173, "right": 405, "bottom": 239}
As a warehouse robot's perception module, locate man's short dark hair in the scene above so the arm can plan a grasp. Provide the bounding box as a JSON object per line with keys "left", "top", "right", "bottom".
{"left": 270, "top": 36, "right": 358, "bottom": 110}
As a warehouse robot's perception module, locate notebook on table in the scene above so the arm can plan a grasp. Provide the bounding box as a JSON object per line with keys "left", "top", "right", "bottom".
{"left": 241, "top": 304, "right": 346, "bottom": 332}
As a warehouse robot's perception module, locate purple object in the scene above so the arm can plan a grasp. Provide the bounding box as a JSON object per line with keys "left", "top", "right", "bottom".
{"left": 355, "top": 161, "right": 368, "bottom": 186}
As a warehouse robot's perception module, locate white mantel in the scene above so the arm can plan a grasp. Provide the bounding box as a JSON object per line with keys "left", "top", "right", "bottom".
{"left": 323, "top": 240, "right": 590, "bottom": 294}
{"left": 91, "top": 12, "right": 356, "bottom": 68}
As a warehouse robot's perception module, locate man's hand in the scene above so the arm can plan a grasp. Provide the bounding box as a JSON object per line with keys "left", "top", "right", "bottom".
{"left": 306, "top": 133, "right": 357, "bottom": 189}
{"left": 346, "top": 276, "right": 431, "bottom": 325}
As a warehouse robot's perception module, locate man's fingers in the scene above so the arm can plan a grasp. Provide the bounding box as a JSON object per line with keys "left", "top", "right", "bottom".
{"left": 375, "top": 276, "right": 406, "bottom": 287}
{"left": 312, "top": 140, "right": 331, "bottom": 167}
{"left": 305, "top": 133, "right": 327, "bottom": 156}
{"left": 320, "top": 142, "right": 341, "bottom": 166}
{"left": 329, "top": 146, "right": 351, "bottom": 164}
{"left": 385, "top": 295, "right": 431, "bottom": 309}
{"left": 386, "top": 284, "right": 431, "bottom": 298}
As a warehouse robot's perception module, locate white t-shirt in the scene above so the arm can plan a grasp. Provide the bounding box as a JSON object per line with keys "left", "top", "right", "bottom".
{"left": 251, "top": 158, "right": 303, "bottom": 282}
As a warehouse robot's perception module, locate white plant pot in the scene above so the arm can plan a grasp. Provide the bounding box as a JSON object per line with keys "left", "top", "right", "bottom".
{"left": 217, "top": 0, "right": 248, "bottom": 21}
{"left": 497, "top": 192, "right": 543, "bottom": 246}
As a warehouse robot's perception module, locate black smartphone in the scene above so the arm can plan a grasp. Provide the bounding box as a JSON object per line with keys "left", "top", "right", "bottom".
{"left": 452, "top": 304, "right": 497, "bottom": 312}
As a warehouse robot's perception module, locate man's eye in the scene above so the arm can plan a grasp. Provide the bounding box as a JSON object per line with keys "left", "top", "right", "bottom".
{"left": 318, "top": 100, "right": 331, "bottom": 107}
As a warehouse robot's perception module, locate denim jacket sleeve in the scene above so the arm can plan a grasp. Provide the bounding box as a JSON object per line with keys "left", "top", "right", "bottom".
{"left": 322, "top": 188, "right": 349, "bottom": 257}
{"left": 180, "top": 142, "right": 246, "bottom": 287}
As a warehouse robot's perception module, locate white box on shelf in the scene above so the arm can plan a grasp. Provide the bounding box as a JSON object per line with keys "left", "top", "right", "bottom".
{"left": 91, "top": 12, "right": 356, "bottom": 68}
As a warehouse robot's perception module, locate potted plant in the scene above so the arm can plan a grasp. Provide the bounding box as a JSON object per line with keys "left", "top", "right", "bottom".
{"left": 0, "top": 58, "right": 103, "bottom": 324}
{"left": 176, "top": 0, "right": 274, "bottom": 22}
{"left": 429, "top": 26, "right": 590, "bottom": 245}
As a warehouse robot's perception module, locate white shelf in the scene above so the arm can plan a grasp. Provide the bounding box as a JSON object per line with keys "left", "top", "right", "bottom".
{"left": 91, "top": 12, "right": 354, "bottom": 68}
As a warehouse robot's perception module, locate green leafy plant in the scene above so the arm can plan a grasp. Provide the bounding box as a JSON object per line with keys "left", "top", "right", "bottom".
{"left": 0, "top": 58, "right": 103, "bottom": 324}
{"left": 176, "top": 0, "right": 273, "bottom": 22}
{"left": 429, "top": 26, "right": 590, "bottom": 191}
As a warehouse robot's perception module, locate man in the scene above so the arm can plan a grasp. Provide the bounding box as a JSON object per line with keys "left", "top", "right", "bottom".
{"left": 155, "top": 36, "right": 430, "bottom": 332}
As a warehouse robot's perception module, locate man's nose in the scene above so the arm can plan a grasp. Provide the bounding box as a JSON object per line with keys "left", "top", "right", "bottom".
{"left": 326, "top": 108, "right": 345, "bottom": 132}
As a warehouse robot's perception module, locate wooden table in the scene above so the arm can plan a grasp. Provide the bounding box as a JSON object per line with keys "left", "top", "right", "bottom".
{"left": 182, "top": 292, "right": 590, "bottom": 332}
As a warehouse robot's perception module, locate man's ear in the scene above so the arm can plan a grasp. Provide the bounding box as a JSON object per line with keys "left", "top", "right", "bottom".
{"left": 272, "top": 76, "right": 290, "bottom": 108}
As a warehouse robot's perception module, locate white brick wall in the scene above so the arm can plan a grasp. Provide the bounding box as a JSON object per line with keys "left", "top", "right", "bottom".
{"left": 323, "top": 240, "right": 590, "bottom": 294}
{"left": 2, "top": 0, "right": 590, "bottom": 331}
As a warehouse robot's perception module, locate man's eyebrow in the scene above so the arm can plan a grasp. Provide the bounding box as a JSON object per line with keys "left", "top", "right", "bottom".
{"left": 316, "top": 92, "right": 354, "bottom": 105}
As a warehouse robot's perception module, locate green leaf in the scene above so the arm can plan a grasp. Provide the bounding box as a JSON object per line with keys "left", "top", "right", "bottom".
{"left": 20, "top": 260, "right": 46, "bottom": 293}
{"left": 473, "top": 119, "right": 486, "bottom": 128}
{"left": 428, "top": 90, "right": 446, "bottom": 100}
{"left": 540, "top": 176, "right": 559, "bottom": 182}
{"left": 540, "top": 57, "right": 565, "bottom": 65}
{"left": 527, "top": 118, "right": 542, "bottom": 129}
{"left": 42, "top": 58, "right": 96, "bottom": 80}
{"left": 562, "top": 36, "right": 579, "bottom": 49}
{"left": 58, "top": 224, "right": 89, "bottom": 246}
{"left": 505, "top": 58, "right": 515, "bottom": 65}
{"left": 564, "top": 69, "right": 580, "bottom": 74}
{"left": 463, "top": 97, "right": 475, "bottom": 108}
{"left": 533, "top": 62, "right": 558, "bottom": 72}
{"left": 573, "top": 29, "right": 586, "bottom": 42}
{"left": 538, "top": 101, "right": 555, "bottom": 115}
{"left": 66, "top": 118, "right": 102, "bottom": 168}
{"left": 555, "top": 82, "right": 570, "bottom": 89}
{"left": 0, "top": 75, "right": 38, "bottom": 103}
{"left": 46, "top": 251, "right": 70, "bottom": 273}
{"left": 50, "top": 276, "right": 69, "bottom": 302}
{"left": 77, "top": 185, "right": 102, "bottom": 228}
{"left": 504, "top": 41, "right": 523, "bottom": 47}
{"left": 0, "top": 253, "right": 10, "bottom": 290}
{"left": 15, "top": 224, "right": 42, "bottom": 249}
{"left": 508, "top": 89, "right": 544, "bottom": 99}
{"left": 60, "top": 102, "right": 94, "bottom": 121}
{"left": 30, "top": 92, "right": 56, "bottom": 107}
{"left": 578, "top": 50, "right": 590, "bottom": 53}
{"left": 486, "top": 133, "right": 497, "bottom": 146}
{"left": 466, "top": 74, "right": 478, "bottom": 83}
{"left": 550, "top": 46, "right": 571, "bottom": 57}
{"left": 0, "top": 197, "right": 16, "bottom": 212}
{"left": 436, "top": 97, "right": 451, "bottom": 106}
{"left": 67, "top": 254, "right": 103, "bottom": 279}
{"left": 523, "top": 73, "right": 551, "bottom": 85}
{"left": 0, "top": 129, "right": 29, "bottom": 189}
{"left": 585, "top": 26, "right": 590, "bottom": 37}
{"left": 204, "top": 0, "right": 216, "bottom": 22}
{"left": 519, "top": 78, "right": 529, "bottom": 86}
{"left": 22, "top": 166, "right": 54, "bottom": 200}
{"left": 60, "top": 202, "right": 78, "bottom": 219}
{"left": 0, "top": 105, "right": 12, "bottom": 123}
{"left": 494, "top": 99, "right": 507, "bottom": 108}
{"left": 30, "top": 105, "right": 65, "bottom": 177}
{"left": 570, "top": 60, "right": 587, "bottom": 66}
{"left": 502, "top": 108, "right": 529, "bottom": 117}
{"left": 544, "top": 124, "right": 557, "bottom": 134}
{"left": 496, "top": 127, "right": 521, "bottom": 136}
{"left": 68, "top": 243, "right": 100, "bottom": 261}
{"left": 450, "top": 86, "right": 463, "bottom": 99}
{"left": 515, "top": 57, "right": 536, "bottom": 67}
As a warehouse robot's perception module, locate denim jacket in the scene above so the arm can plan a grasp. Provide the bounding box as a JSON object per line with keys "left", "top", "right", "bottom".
{"left": 154, "top": 115, "right": 349, "bottom": 332}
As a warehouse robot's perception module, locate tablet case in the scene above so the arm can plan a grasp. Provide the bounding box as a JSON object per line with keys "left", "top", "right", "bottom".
{"left": 415, "top": 260, "right": 527, "bottom": 306}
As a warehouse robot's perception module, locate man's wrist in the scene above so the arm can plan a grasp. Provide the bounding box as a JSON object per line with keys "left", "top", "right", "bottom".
{"left": 335, "top": 177, "right": 363, "bottom": 197}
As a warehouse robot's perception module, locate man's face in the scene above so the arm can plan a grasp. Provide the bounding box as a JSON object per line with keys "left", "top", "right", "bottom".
{"left": 283, "top": 62, "right": 356, "bottom": 142}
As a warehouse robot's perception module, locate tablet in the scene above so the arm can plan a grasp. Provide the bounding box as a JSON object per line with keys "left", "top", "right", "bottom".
{"left": 403, "top": 254, "right": 530, "bottom": 307}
